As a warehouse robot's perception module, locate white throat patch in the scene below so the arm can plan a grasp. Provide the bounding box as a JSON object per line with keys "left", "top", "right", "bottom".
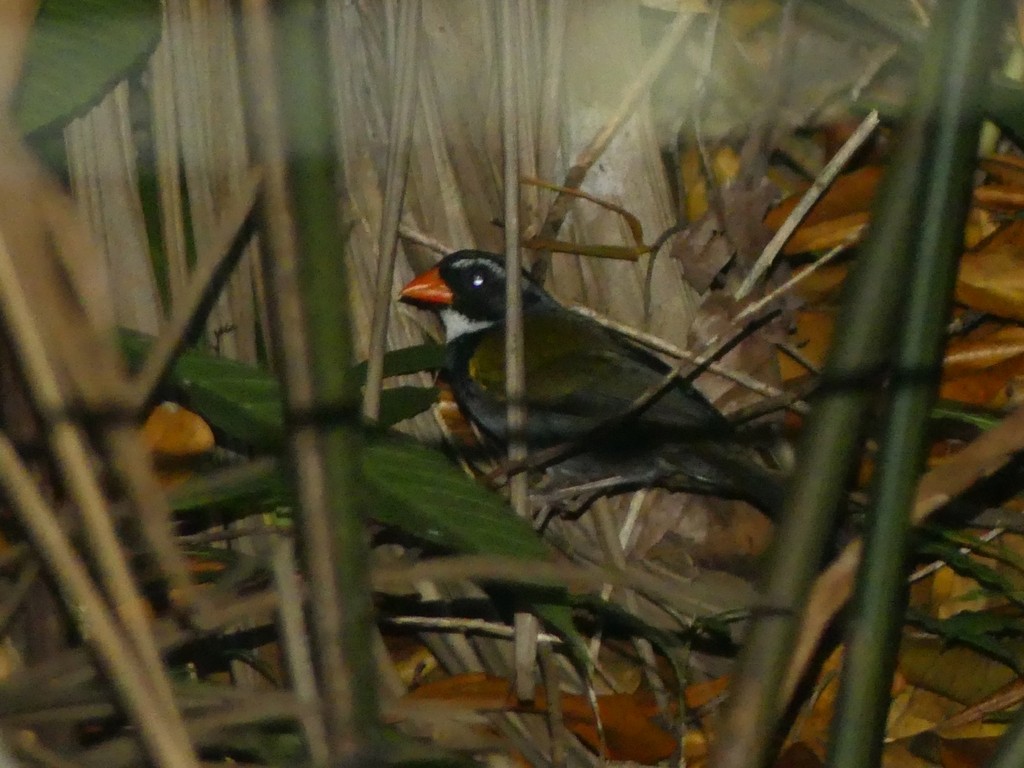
{"left": 440, "top": 309, "right": 493, "bottom": 341}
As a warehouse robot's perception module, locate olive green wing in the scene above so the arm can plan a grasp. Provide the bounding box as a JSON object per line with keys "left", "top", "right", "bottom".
{"left": 470, "top": 311, "right": 729, "bottom": 432}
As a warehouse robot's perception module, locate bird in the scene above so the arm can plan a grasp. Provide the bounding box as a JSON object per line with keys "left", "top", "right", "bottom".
{"left": 399, "top": 249, "right": 785, "bottom": 516}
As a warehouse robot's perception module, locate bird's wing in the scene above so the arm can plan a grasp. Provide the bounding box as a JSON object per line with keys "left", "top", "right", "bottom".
{"left": 469, "top": 311, "right": 730, "bottom": 434}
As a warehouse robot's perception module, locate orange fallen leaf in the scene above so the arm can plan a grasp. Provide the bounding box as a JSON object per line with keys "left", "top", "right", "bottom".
{"left": 944, "top": 324, "right": 1024, "bottom": 373}
{"left": 940, "top": 323, "right": 1024, "bottom": 407}
{"left": 979, "top": 153, "right": 1024, "bottom": 188}
{"left": 774, "top": 742, "right": 823, "bottom": 768}
{"left": 972, "top": 184, "right": 1024, "bottom": 213}
{"left": 142, "top": 402, "right": 215, "bottom": 487}
{"left": 790, "top": 262, "right": 848, "bottom": 304}
{"left": 778, "top": 309, "right": 834, "bottom": 382}
{"left": 142, "top": 402, "right": 215, "bottom": 458}
{"left": 764, "top": 166, "right": 882, "bottom": 255}
{"left": 681, "top": 145, "right": 742, "bottom": 222}
{"left": 957, "top": 220, "right": 1024, "bottom": 321}
{"left": 683, "top": 674, "right": 729, "bottom": 710}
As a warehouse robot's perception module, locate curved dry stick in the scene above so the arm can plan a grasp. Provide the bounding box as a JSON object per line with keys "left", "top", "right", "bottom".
{"left": 534, "top": 7, "right": 700, "bottom": 251}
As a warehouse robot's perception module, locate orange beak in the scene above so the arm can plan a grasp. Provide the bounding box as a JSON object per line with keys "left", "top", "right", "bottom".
{"left": 399, "top": 265, "right": 454, "bottom": 306}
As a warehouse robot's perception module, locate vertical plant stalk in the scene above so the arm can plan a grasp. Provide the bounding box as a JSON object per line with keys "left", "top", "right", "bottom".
{"left": 242, "top": 0, "right": 381, "bottom": 760}
{"left": 710, "top": 6, "right": 998, "bottom": 768}
{"left": 499, "top": 0, "right": 540, "bottom": 704}
{"left": 362, "top": 0, "right": 421, "bottom": 421}
{"left": 827, "top": 5, "right": 1002, "bottom": 768}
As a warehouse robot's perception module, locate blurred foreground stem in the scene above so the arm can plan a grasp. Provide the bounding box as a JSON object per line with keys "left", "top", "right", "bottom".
{"left": 243, "top": 0, "right": 379, "bottom": 762}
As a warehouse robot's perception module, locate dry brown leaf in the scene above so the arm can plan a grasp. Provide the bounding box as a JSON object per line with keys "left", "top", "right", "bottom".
{"left": 887, "top": 684, "right": 963, "bottom": 742}
{"left": 972, "top": 184, "right": 1024, "bottom": 212}
{"left": 785, "top": 646, "right": 843, "bottom": 759}
{"left": 979, "top": 153, "right": 1024, "bottom": 188}
{"left": 938, "top": 734, "right": 1002, "bottom": 768}
{"left": 789, "top": 262, "right": 848, "bottom": 304}
{"left": 405, "top": 672, "right": 679, "bottom": 763}
{"left": 681, "top": 146, "right": 742, "bottom": 222}
{"left": 899, "top": 635, "right": 1020, "bottom": 707}
{"left": 773, "top": 742, "right": 824, "bottom": 768}
{"left": 684, "top": 674, "right": 730, "bottom": 710}
{"left": 785, "top": 405, "right": 1024, "bottom": 712}
{"left": 957, "top": 220, "right": 1024, "bottom": 321}
{"left": 940, "top": 323, "right": 1024, "bottom": 407}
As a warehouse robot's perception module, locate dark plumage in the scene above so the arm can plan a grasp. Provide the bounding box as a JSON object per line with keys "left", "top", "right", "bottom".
{"left": 400, "top": 250, "right": 784, "bottom": 515}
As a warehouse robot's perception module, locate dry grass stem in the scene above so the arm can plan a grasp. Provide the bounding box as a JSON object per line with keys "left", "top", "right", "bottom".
{"left": 362, "top": 0, "right": 421, "bottom": 422}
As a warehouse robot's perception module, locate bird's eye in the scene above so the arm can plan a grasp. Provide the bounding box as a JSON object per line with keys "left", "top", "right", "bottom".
{"left": 470, "top": 272, "right": 486, "bottom": 288}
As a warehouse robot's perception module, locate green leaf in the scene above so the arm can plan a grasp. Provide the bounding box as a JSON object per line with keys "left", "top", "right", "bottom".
{"left": 352, "top": 343, "right": 445, "bottom": 381}
{"left": 121, "top": 330, "right": 438, "bottom": 441}
{"left": 906, "top": 607, "right": 1024, "bottom": 675}
{"left": 931, "top": 399, "right": 1002, "bottom": 433}
{"left": 363, "top": 435, "right": 549, "bottom": 560}
{"left": 916, "top": 530, "right": 1024, "bottom": 607}
{"left": 167, "top": 459, "right": 289, "bottom": 514}
{"left": 377, "top": 386, "right": 440, "bottom": 429}
{"left": 16, "top": 0, "right": 162, "bottom": 135}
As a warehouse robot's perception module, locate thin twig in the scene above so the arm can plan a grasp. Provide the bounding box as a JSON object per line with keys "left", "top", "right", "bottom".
{"left": 499, "top": 0, "right": 540, "bottom": 704}
{"left": 735, "top": 110, "right": 881, "bottom": 298}
{"left": 734, "top": 239, "right": 854, "bottom": 325}
{"left": 0, "top": 557, "right": 39, "bottom": 638}
{"left": 384, "top": 616, "right": 560, "bottom": 643}
{"left": 271, "top": 539, "right": 330, "bottom": 766}
{"left": 569, "top": 305, "right": 795, "bottom": 406}
{"left": 397, "top": 222, "right": 453, "bottom": 255}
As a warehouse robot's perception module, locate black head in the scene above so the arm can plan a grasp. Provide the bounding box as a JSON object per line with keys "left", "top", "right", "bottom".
{"left": 443, "top": 250, "right": 555, "bottom": 320}
{"left": 401, "top": 250, "right": 557, "bottom": 337}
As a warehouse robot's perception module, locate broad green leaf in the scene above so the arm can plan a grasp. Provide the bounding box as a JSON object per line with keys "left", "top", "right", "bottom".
{"left": 377, "top": 385, "right": 440, "bottom": 429}
{"left": 352, "top": 343, "right": 445, "bottom": 381}
{"left": 16, "top": 0, "right": 162, "bottom": 135}
{"left": 363, "top": 435, "right": 549, "bottom": 560}
{"left": 120, "top": 330, "right": 437, "bottom": 441}
{"left": 167, "top": 459, "right": 289, "bottom": 514}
